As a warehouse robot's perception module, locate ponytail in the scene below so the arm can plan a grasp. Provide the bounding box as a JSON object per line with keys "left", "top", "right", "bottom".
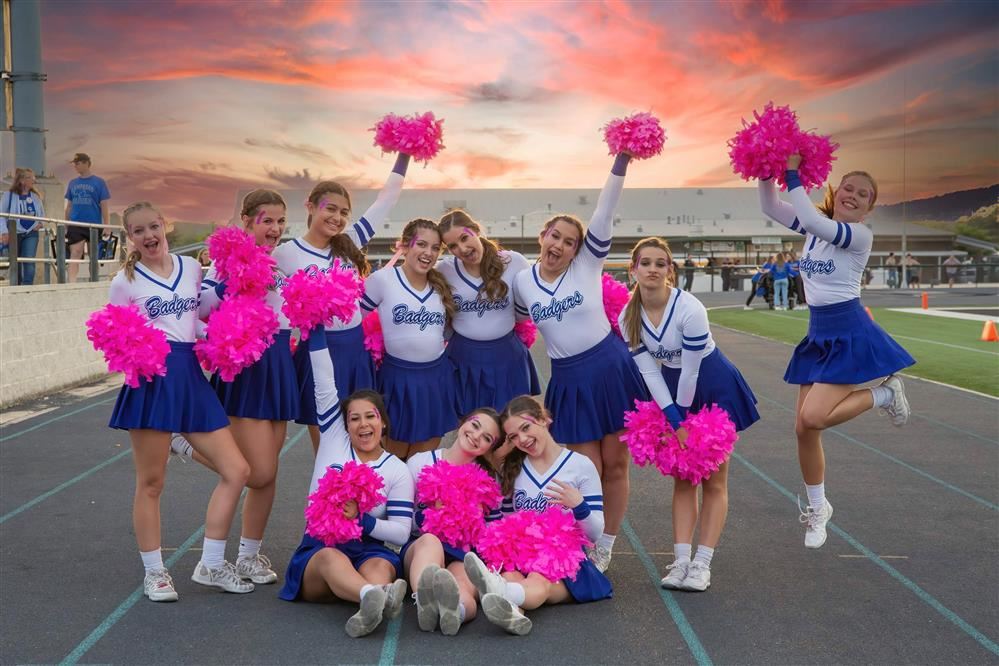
{"left": 622, "top": 237, "right": 674, "bottom": 348}
{"left": 817, "top": 171, "right": 879, "bottom": 219}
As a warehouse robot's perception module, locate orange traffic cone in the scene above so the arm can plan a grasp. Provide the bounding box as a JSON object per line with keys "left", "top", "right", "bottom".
{"left": 981, "top": 320, "right": 999, "bottom": 342}
{"left": 921, "top": 292, "right": 929, "bottom": 309}
{"left": 865, "top": 306, "right": 874, "bottom": 320}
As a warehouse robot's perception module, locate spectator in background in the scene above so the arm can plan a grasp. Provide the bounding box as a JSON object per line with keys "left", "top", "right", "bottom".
{"left": 943, "top": 254, "right": 960, "bottom": 288}
{"left": 884, "top": 252, "right": 899, "bottom": 289}
{"left": 1, "top": 167, "right": 45, "bottom": 285}
{"left": 787, "top": 250, "right": 804, "bottom": 307}
{"left": 905, "top": 253, "right": 920, "bottom": 288}
{"left": 63, "top": 153, "right": 110, "bottom": 282}
{"left": 683, "top": 254, "right": 695, "bottom": 291}
{"left": 744, "top": 265, "right": 768, "bottom": 310}
{"left": 196, "top": 248, "right": 212, "bottom": 268}
{"left": 771, "top": 252, "right": 791, "bottom": 310}
{"left": 721, "top": 257, "right": 733, "bottom": 291}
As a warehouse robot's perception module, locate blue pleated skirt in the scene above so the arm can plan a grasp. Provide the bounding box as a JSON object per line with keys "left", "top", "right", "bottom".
{"left": 562, "top": 557, "right": 613, "bottom": 603}
{"left": 661, "top": 347, "right": 760, "bottom": 432}
{"left": 294, "top": 326, "right": 376, "bottom": 425}
{"left": 279, "top": 533, "right": 403, "bottom": 601}
{"left": 447, "top": 330, "right": 541, "bottom": 416}
{"left": 211, "top": 330, "right": 299, "bottom": 421}
{"left": 399, "top": 534, "right": 468, "bottom": 567}
{"left": 378, "top": 353, "right": 458, "bottom": 443}
{"left": 545, "top": 332, "right": 650, "bottom": 445}
{"left": 108, "top": 341, "right": 229, "bottom": 433}
{"left": 784, "top": 298, "right": 915, "bottom": 385}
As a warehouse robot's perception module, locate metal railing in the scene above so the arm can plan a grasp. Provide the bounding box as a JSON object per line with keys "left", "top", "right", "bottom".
{"left": 1, "top": 213, "right": 124, "bottom": 285}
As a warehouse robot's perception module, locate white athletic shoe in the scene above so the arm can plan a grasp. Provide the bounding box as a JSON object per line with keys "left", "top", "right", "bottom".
{"left": 433, "top": 567, "right": 462, "bottom": 636}
{"left": 879, "top": 375, "right": 910, "bottom": 427}
{"left": 191, "top": 560, "right": 255, "bottom": 593}
{"left": 743, "top": 305, "right": 753, "bottom": 311}
{"left": 481, "top": 593, "right": 532, "bottom": 636}
{"left": 587, "top": 544, "right": 612, "bottom": 573}
{"left": 383, "top": 579, "right": 408, "bottom": 620}
{"left": 345, "top": 586, "right": 386, "bottom": 638}
{"left": 660, "top": 559, "right": 689, "bottom": 590}
{"left": 143, "top": 568, "right": 179, "bottom": 602}
{"left": 800, "top": 499, "right": 834, "bottom": 549}
{"left": 415, "top": 564, "right": 440, "bottom": 632}
{"left": 464, "top": 552, "right": 506, "bottom": 598}
{"left": 235, "top": 553, "right": 278, "bottom": 584}
{"left": 679, "top": 561, "right": 711, "bottom": 592}
{"left": 169, "top": 434, "right": 192, "bottom": 463}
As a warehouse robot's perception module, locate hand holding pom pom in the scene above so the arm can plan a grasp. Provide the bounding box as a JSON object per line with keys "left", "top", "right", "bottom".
{"left": 361, "top": 310, "right": 385, "bottom": 367}
{"left": 514, "top": 319, "right": 537, "bottom": 349}
{"left": 195, "top": 295, "right": 279, "bottom": 382}
{"left": 476, "top": 507, "right": 591, "bottom": 582}
{"left": 603, "top": 112, "right": 666, "bottom": 160}
{"left": 602, "top": 273, "right": 629, "bottom": 336}
{"left": 86, "top": 304, "right": 170, "bottom": 388}
{"left": 416, "top": 462, "right": 503, "bottom": 551}
{"left": 304, "top": 461, "right": 386, "bottom": 546}
{"left": 281, "top": 260, "right": 363, "bottom": 340}
{"left": 370, "top": 112, "right": 445, "bottom": 163}
{"left": 205, "top": 226, "right": 277, "bottom": 299}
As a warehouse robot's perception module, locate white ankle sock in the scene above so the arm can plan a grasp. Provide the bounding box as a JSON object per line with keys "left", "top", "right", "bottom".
{"left": 140, "top": 548, "right": 164, "bottom": 573}
{"left": 201, "top": 537, "right": 226, "bottom": 569}
{"left": 870, "top": 385, "right": 894, "bottom": 408}
{"left": 171, "top": 435, "right": 193, "bottom": 457}
{"left": 694, "top": 545, "right": 715, "bottom": 567}
{"left": 674, "top": 543, "right": 692, "bottom": 563}
{"left": 360, "top": 584, "right": 378, "bottom": 601}
{"left": 238, "top": 537, "right": 261, "bottom": 560}
{"left": 597, "top": 533, "right": 617, "bottom": 551}
{"left": 458, "top": 602, "right": 467, "bottom": 622}
{"left": 504, "top": 582, "right": 526, "bottom": 607}
{"left": 806, "top": 483, "right": 826, "bottom": 512}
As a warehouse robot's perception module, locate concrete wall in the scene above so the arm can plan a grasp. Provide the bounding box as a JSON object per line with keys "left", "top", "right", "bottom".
{"left": 0, "top": 281, "right": 108, "bottom": 407}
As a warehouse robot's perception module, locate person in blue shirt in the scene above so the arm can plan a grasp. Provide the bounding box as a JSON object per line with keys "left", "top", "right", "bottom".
{"left": 63, "top": 153, "right": 110, "bottom": 282}
{"left": 1, "top": 167, "right": 45, "bottom": 285}
{"left": 770, "top": 252, "right": 792, "bottom": 310}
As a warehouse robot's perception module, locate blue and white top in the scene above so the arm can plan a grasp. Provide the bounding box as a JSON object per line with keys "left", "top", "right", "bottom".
{"left": 759, "top": 178, "right": 873, "bottom": 306}
{"left": 502, "top": 448, "right": 604, "bottom": 543}
{"left": 108, "top": 254, "right": 201, "bottom": 343}
{"left": 1, "top": 191, "right": 44, "bottom": 234}
{"left": 618, "top": 289, "right": 715, "bottom": 429}
{"left": 437, "top": 250, "right": 531, "bottom": 341}
{"left": 405, "top": 449, "right": 503, "bottom": 538}
{"left": 199, "top": 265, "right": 289, "bottom": 329}
{"left": 272, "top": 169, "right": 405, "bottom": 331}
{"left": 360, "top": 267, "right": 447, "bottom": 363}
{"left": 513, "top": 168, "right": 625, "bottom": 359}
{"left": 307, "top": 334, "right": 414, "bottom": 546}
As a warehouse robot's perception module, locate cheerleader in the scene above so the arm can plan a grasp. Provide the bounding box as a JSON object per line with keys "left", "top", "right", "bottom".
{"left": 464, "top": 396, "right": 611, "bottom": 636}
{"left": 402, "top": 409, "right": 505, "bottom": 635}
{"left": 108, "top": 202, "right": 253, "bottom": 601}
{"left": 619, "top": 237, "right": 760, "bottom": 591}
{"left": 359, "top": 219, "right": 457, "bottom": 460}
{"left": 272, "top": 153, "right": 410, "bottom": 455}
{"left": 511, "top": 151, "right": 648, "bottom": 572}
{"left": 437, "top": 211, "right": 539, "bottom": 414}
{"left": 759, "top": 156, "right": 914, "bottom": 548}
{"left": 279, "top": 326, "right": 413, "bottom": 638}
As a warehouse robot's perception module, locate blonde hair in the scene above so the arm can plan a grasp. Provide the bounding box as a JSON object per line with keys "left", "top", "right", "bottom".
{"left": 399, "top": 219, "right": 457, "bottom": 323}
{"left": 438, "top": 209, "right": 510, "bottom": 301}
{"left": 817, "top": 171, "right": 878, "bottom": 219}
{"left": 621, "top": 237, "right": 674, "bottom": 349}
{"left": 9, "top": 167, "right": 37, "bottom": 195}
{"left": 121, "top": 201, "right": 162, "bottom": 281}
{"left": 306, "top": 180, "right": 370, "bottom": 276}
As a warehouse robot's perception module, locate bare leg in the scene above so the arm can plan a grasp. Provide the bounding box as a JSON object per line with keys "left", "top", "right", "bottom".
{"left": 599, "top": 431, "right": 631, "bottom": 535}
{"left": 502, "top": 571, "right": 571, "bottom": 610}
{"left": 67, "top": 240, "right": 85, "bottom": 282}
{"left": 671, "top": 479, "right": 699, "bottom": 545}
{"left": 129, "top": 430, "right": 170, "bottom": 552}
{"left": 228, "top": 417, "right": 285, "bottom": 540}
{"left": 794, "top": 385, "right": 825, "bottom": 485}
{"left": 696, "top": 460, "right": 729, "bottom": 549}
{"left": 447, "top": 561, "right": 478, "bottom": 621}
{"left": 800, "top": 382, "right": 875, "bottom": 430}
{"left": 403, "top": 533, "right": 445, "bottom": 592}
{"left": 184, "top": 428, "right": 250, "bottom": 541}
{"left": 308, "top": 425, "right": 320, "bottom": 457}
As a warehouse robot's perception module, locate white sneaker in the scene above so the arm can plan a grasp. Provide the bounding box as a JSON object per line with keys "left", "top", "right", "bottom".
{"left": 415, "top": 564, "right": 439, "bottom": 632}
{"left": 433, "top": 567, "right": 462, "bottom": 636}
{"left": 800, "top": 499, "right": 834, "bottom": 549}
{"left": 235, "top": 553, "right": 277, "bottom": 584}
{"left": 587, "top": 544, "right": 612, "bottom": 573}
{"left": 383, "top": 579, "right": 408, "bottom": 620}
{"left": 879, "top": 375, "right": 910, "bottom": 427}
{"left": 464, "top": 552, "right": 506, "bottom": 598}
{"left": 743, "top": 305, "right": 753, "bottom": 311}
{"left": 660, "top": 559, "right": 689, "bottom": 590}
{"left": 191, "top": 560, "right": 255, "bottom": 593}
{"left": 679, "top": 561, "right": 711, "bottom": 591}
{"left": 169, "top": 434, "right": 192, "bottom": 463}
{"left": 345, "top": 586, "right": 386, "bottom": 638}
{"left": 481, "top": 593, "right": 532, "bottom": 636}
{"left": 143, "top": 568, "right": 179, "bottom": 602}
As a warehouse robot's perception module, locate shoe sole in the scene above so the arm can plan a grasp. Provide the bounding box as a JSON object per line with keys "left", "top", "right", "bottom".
{"left": 191, "top": 573, "right": 255, "bottom": 593}
{"left": 660, "top": 576, "right": 686, "bottom": 590}
{"left": 416, "top": 566, "right": 439, "bottom": 632}
{"left": 679, "top": 579, "right": 710, "bottom": 592}
{"left": 463, "top": 553, "right": 495, "bottom": 598}
{"left": 240, "top": 571, "right": 278, "bottom": 584}
{"left": 892, "top": 380, "right": 910, "bottom": 427}
{"left": 345, "top": 589, "right": 386, "bottom": 638}
{"left": 145, "top": 590, "right": 179, "bottom": 602}
{"left": 384, "top": 579, "right": 408, "bottom": 620}
{"left": 481, "top": 594, "right": 531, "bottom": 636}
{"left": 434, "top": 569, "right": 462, "bottom": 636}
{"left": 804, "top": 503, "right": 834, "bottom": 549}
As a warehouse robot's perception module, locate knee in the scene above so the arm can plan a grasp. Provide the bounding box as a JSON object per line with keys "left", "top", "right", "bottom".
{"left": 798, "top": 408, "right": 826, "bottom": 432}
{"left": 136, "top": 475, "right": 166, "bottom": 500}
{"left": 224, "top": 459, "right": 251, "bottom": 486}
{"left": 702, "top": 478, "right": 728, "bottom": 502}
{"left": 246, "top": 464, "right": 277, "bottom": 490}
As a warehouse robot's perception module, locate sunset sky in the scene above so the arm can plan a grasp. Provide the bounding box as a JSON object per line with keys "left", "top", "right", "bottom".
{"left": 39, "top": 0, "right": 998, "bottom": 223}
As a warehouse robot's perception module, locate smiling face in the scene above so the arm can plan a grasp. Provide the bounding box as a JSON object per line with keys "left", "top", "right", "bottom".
{"left": 345, "top": 398, "right": 384, "bottom": 455}
{"left": 633, "top": 245, "right": 672, "bottom": 290}
{"left": 308, "top": 192, "right": 351, "bottom": 240}
{"left": 538, "top": 218, "right": 582, "bottom": 276}
{"left": 402, "top": 227, "right": 442, "bottom": 276}
{"left": 455, "top": 413, "right": 501, "bottom": 457}
{"left": 125, "top": 207, "right": 168, "bottom": 262}
{"left": 242, "top": 203, "right": 287, "bottom": 251}
{"left": 502, "top": 412, "right": 552, "bottom": 459}
{"left": 442, "top": 225, "right": 484, "bottom": 268}
{"left": 833, "top": 174, "right": 876, "bottom": 223}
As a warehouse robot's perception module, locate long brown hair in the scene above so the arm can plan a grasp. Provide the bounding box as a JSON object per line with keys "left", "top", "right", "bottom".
{"left": 121, "top": 201, "right": 163, "bottom": 282}
{"left": 399, "top": 219, "right": 457, "bottom": 323}
{"left": 438, "top": 209, "right": 510, "bottom": 301}
{"left": 817, "top": 171, "right": 878, "bottom": 219}
{"left": 343, "top": 389, "right": 392, "bottom": 445}
{"left": 497, "top": 396, "right": 550, "bottom": 496}
{"left": 241, "top": 189, "right": 285, "bottom": 221}
{"left": 456, "top": 407, "right": 505, "bottom": 477}
{"left": 9, "top": 167, "right": 37, "bottom": 195}
{"left": 621, "top": 237, "right": 674, "bottom": 349}
{"left": 307, "top": 180, "right": 370, "bottom": 276}
{"left": 540, "top": 214, "right": 585, "bottom": 257}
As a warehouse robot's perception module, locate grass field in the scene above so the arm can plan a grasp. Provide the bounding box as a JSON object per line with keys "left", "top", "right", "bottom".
{"left": 708, "top": 307, "right": 999, "bottom": 396}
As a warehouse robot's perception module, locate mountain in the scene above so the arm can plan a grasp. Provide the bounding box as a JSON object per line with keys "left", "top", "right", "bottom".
{"left": 870, "top": 184, "right": 999, "bottom": 222}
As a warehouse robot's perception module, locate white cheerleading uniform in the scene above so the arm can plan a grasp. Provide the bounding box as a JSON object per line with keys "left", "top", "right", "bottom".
{"left": 759, "top": 176, "right": 914, "bottom": 385}
{"left": 619, "top": 289, "right": 759, "bottom": 432}
{"left": 511, "top": 162, "right": 648, "bottom": 444}
{"left": 107, "top": 254, "right": 229, "bottom": 433}
{"left": 360, "top": 267, "right": 447, "bottom": 363}
{"left": 439, "top": 250, "right": 540, "bottom": 414}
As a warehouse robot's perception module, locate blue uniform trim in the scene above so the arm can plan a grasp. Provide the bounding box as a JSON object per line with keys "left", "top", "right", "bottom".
{"left": 360, "top": 294, "right": 378, "bottom": 311}
{"left": 682, "top": 342, "right": 707, "bottom": 351}
{"left": 394, "top": 267, "right": 433, "bottom": 303}
{"left": 523, "top": 451, "right": 575, "bottom": 490}
{"left": 515, "top": 303, "right": 529, "bottom": 315}
{"left": 683, "top": 332, "right": 709, "bottom": 342}
{"left": 584, "top": 235, "right": 610, "bottom": 258}
{"left": 454, "top": 260, "right": 483, "bottom": 292}
{"left": 387, "top": 500, "right": 414, "bottom": 508}
{"left": 531, "top": 264, "right": 569, "bottom": 297}
{"left": 572, "top": 501, "right": 592, "bottom": 520}
{"left": 808, "top": 236, "right": 817, "bottom": 251}
{"left": 386, "top": 510, "right": 413, "bottom": 518}
{"left": 789, "top": 217, "right": 805, "bottom": 235}
{"left": 841, "top": 223, "right": 853, "bottom": 250}
{"left": 354, "top": 216, "right": 375, "bottom": 246}
{"left": 832, "top": 223, "right": 843, "bottom": 247}
{"left": 316, "top": 402, "right": 341, "bottom": 421}
{"left": 134, "top": 255, "right": 182, "bottom": 291}
{"left": 360, "top": 513, "right": 376, "bottom": 535}
{"left": 631, "top": 344, "right": 649, "bottom": 357}
{"left": 292, "top": 239, "right": 332, "bottom": 261}
{"left": 586, "top": 232, "right": 611, "bottom": 249}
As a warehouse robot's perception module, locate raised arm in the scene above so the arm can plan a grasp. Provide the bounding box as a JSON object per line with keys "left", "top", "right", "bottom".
{"left": 346, "top": 154, "right": 410, "bottom": 248}
{"left": 785, "top": 170, "right": 873, "bottom": 253}
{"left": 360, "top": 469, "right": 414, "bottom": 546}
{"left": 308, "top": 325, "right": 351, "bottom": 494}
{"left": 758, "top": 179, "right": 805, "bottom": 235}
{"left": 578, "top": 154, "right": 630, "bottom": 268}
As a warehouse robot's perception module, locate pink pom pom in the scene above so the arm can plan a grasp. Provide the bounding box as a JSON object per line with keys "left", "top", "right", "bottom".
{"left": 602, "top": 273, "right": 630, "bottom": 336}
{"left": 361, "top": 310, "right": 385, "bottom": 367}
{"left": 195, "top": 295, "right": 279, "bottom": 382}
{"left": 727, "top": 102, "right": 801, "bottom": 186}
{"left": 477, "top": 507, "right": 591, "bottom": 582}
{"left": 86, "top": 304, "right": 170, "bottom": 388}
{"left": 416, "top": 461, "right": 503, "bottom": 551}
{"left": 621, "top": 400, "right": 675, "bottom": 467}
{"left": 289, "top": 336, "right": 299, "bottom": 354}
{"left": 206, "top": 226, "right": 277, "bottom": 299}
{"left": 603, "top": 112, "right": 667, "bottom": 160}
{"left": 304, "top": 461, "right": 386, "bottom": 546}
{"left": 514, "top": 319, "right": 537, "bottom": 349}
{"left": 370, "top": 112, "right": 445, "bottom": 163}
{"left": 281, "top": 260, "right": 363, "bottom": 339}
{"left": 670, "top": 404, "right": 739, "bottom": 485}
{"left": 796, "top": 131, "right": 839, "bottom": 190}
